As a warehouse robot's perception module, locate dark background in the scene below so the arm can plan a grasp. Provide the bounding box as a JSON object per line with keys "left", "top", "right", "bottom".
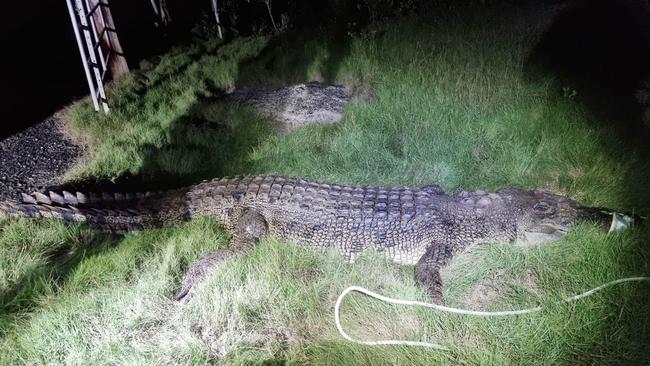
{"left": 0, "top": 1, "right": 173, "bottom": 138}
{"left": 0, "top": 0, "right": 648, "bottom": 139}
{"left": 0, "top": 0, "right": 293, "bottom": 139}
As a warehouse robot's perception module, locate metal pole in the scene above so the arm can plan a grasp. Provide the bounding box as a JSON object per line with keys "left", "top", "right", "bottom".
{"left": 66, "top": 0, "right": 100, "bottom": 111}
{"left": 149, "top": 0, "right": 161, "bottom": 18}
{"left": 211, "top": 0, "right": 223, "bottom": 39}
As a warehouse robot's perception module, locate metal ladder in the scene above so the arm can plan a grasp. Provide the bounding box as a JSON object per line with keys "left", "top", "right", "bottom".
{"left": 66, "top": 0, "right": 128, "bottom": 112}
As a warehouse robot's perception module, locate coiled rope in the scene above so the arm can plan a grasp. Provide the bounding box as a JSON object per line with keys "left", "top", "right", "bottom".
{"left": 335, "top": 277, "right": 650, "bottom": 350}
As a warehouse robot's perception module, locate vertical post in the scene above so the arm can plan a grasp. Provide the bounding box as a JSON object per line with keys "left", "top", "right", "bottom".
{"left": 74, "top": 0, "right": 109, "bottom": 112}
{"left": 263, "top": 0, "right": 278, "bottom": 33}
{"left": 211, "top": 0, "right": 224, "bottom": 39}
{"left": 88, "top": 0, "right": 129, "bottom": 77}
{"left": 66, "top": 0, "right": 100, "bottom": 111}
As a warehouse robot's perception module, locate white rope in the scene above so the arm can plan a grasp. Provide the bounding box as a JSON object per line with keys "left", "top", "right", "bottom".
{"left": 334, "top": 277, "right": 650, "bottom": 350}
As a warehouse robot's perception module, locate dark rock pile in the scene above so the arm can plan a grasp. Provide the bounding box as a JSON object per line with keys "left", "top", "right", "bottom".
{"left": 0, "top": 117, "right": 81, "bottom": 200}
{"left": 228, "top": 82, "right": 349, "bottom": 132}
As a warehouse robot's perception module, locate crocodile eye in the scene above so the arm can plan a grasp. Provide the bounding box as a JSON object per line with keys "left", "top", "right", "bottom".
{"left": 533, "top": 202, "right": 552, "bottom": 213}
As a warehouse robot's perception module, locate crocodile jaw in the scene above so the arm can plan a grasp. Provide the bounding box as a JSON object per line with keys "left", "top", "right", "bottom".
{"left": 608, "top": 212, "right": 635, "bottom": 233}
{"left": 518, "top": 211, "right": 636, "bottom": 245}
{"left": 522, "top": 226, "right": 566, "bottom": 244}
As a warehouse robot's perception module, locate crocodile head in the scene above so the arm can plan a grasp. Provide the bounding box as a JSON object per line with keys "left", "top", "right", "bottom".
{"left": 499, "top": 189, "right": 634, "bottom": 244}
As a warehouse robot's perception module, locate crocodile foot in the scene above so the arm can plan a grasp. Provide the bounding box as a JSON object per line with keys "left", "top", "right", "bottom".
{"left": 175, "top": 249, "right": 233, "bottom": 303}
{"left": 415, "top": 244, "right": 446, "bottom": 304}
{"left": 175, "top": 208, "right": 269, "bottom": 303}
{"left": 414, "top": 264, "right": 443, "bottom": 304}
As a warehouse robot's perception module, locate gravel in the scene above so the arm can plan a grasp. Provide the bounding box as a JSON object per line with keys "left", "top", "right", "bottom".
{"left": 0, "top": 116, "right": 81, "bottom": 200}
{"left": 228, "top": 82, "right": 350, "bottom": 132}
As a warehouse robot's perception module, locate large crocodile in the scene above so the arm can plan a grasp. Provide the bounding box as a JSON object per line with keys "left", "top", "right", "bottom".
{"left": 0, "top": 175, "right": 633, "bottom": 302}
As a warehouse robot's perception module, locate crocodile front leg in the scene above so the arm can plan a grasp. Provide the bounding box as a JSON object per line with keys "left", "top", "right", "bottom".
{"left": 414, "top": 243, "right": 451, "bottom": 303}
{"left": 175, "top": 208, "right": 268, "bottom": 302}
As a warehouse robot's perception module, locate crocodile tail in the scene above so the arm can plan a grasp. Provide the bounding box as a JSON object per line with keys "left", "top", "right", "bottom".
{"left": 0, "top": 188, "right": 191, "bottom": 234}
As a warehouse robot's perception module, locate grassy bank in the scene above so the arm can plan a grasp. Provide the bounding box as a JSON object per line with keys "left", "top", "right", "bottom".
{"left": 2, "top": 3, "right": 649, "bottom": 364}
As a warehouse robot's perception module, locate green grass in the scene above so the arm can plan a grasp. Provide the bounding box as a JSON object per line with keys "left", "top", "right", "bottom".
{"left": 2, "top": 3, "right": 650, "bottom": 365}
{"left": 63, "top": 36, "right": 271, "bottom": 184}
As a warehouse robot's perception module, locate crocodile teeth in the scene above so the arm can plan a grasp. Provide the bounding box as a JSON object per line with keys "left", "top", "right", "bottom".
{"left": 102, "top": 192, "right": 114, "bottom": 201}
{"left": 33, "top": 192, "right": 52, "bottom": 204}
{"left": 21, "top": 193, "right": 38, "bottom": 204}
{"left": 114, "top": 193, "right": 125, "bottom": 201}
{"left": 63, "top": 191, "right": 78, "bottom": 205}
{"left": 49, "top": 191, "right": 65, "bottom": 205}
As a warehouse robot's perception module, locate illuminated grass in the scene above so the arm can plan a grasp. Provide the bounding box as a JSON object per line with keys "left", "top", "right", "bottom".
{"left": 2, "top": 3, "right": 649, "bottom": 365}
{"left": 63, "top": 37, "right": 271, "bottom": 183}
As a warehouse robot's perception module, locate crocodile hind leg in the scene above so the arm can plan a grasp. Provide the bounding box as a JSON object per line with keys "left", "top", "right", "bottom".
{"left": 175, "top": 249, "right": 232, "bottom": 302}
{"left": 414, "top": 244, "right": 449, "bottom": 304}
{"left": 175, "top": 208, "right": 268, "bottom": 302}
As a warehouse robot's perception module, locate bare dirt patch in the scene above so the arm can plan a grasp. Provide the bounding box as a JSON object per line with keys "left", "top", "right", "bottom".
{"left": 454, "top": 270, "right": 542, "bottom": 310}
